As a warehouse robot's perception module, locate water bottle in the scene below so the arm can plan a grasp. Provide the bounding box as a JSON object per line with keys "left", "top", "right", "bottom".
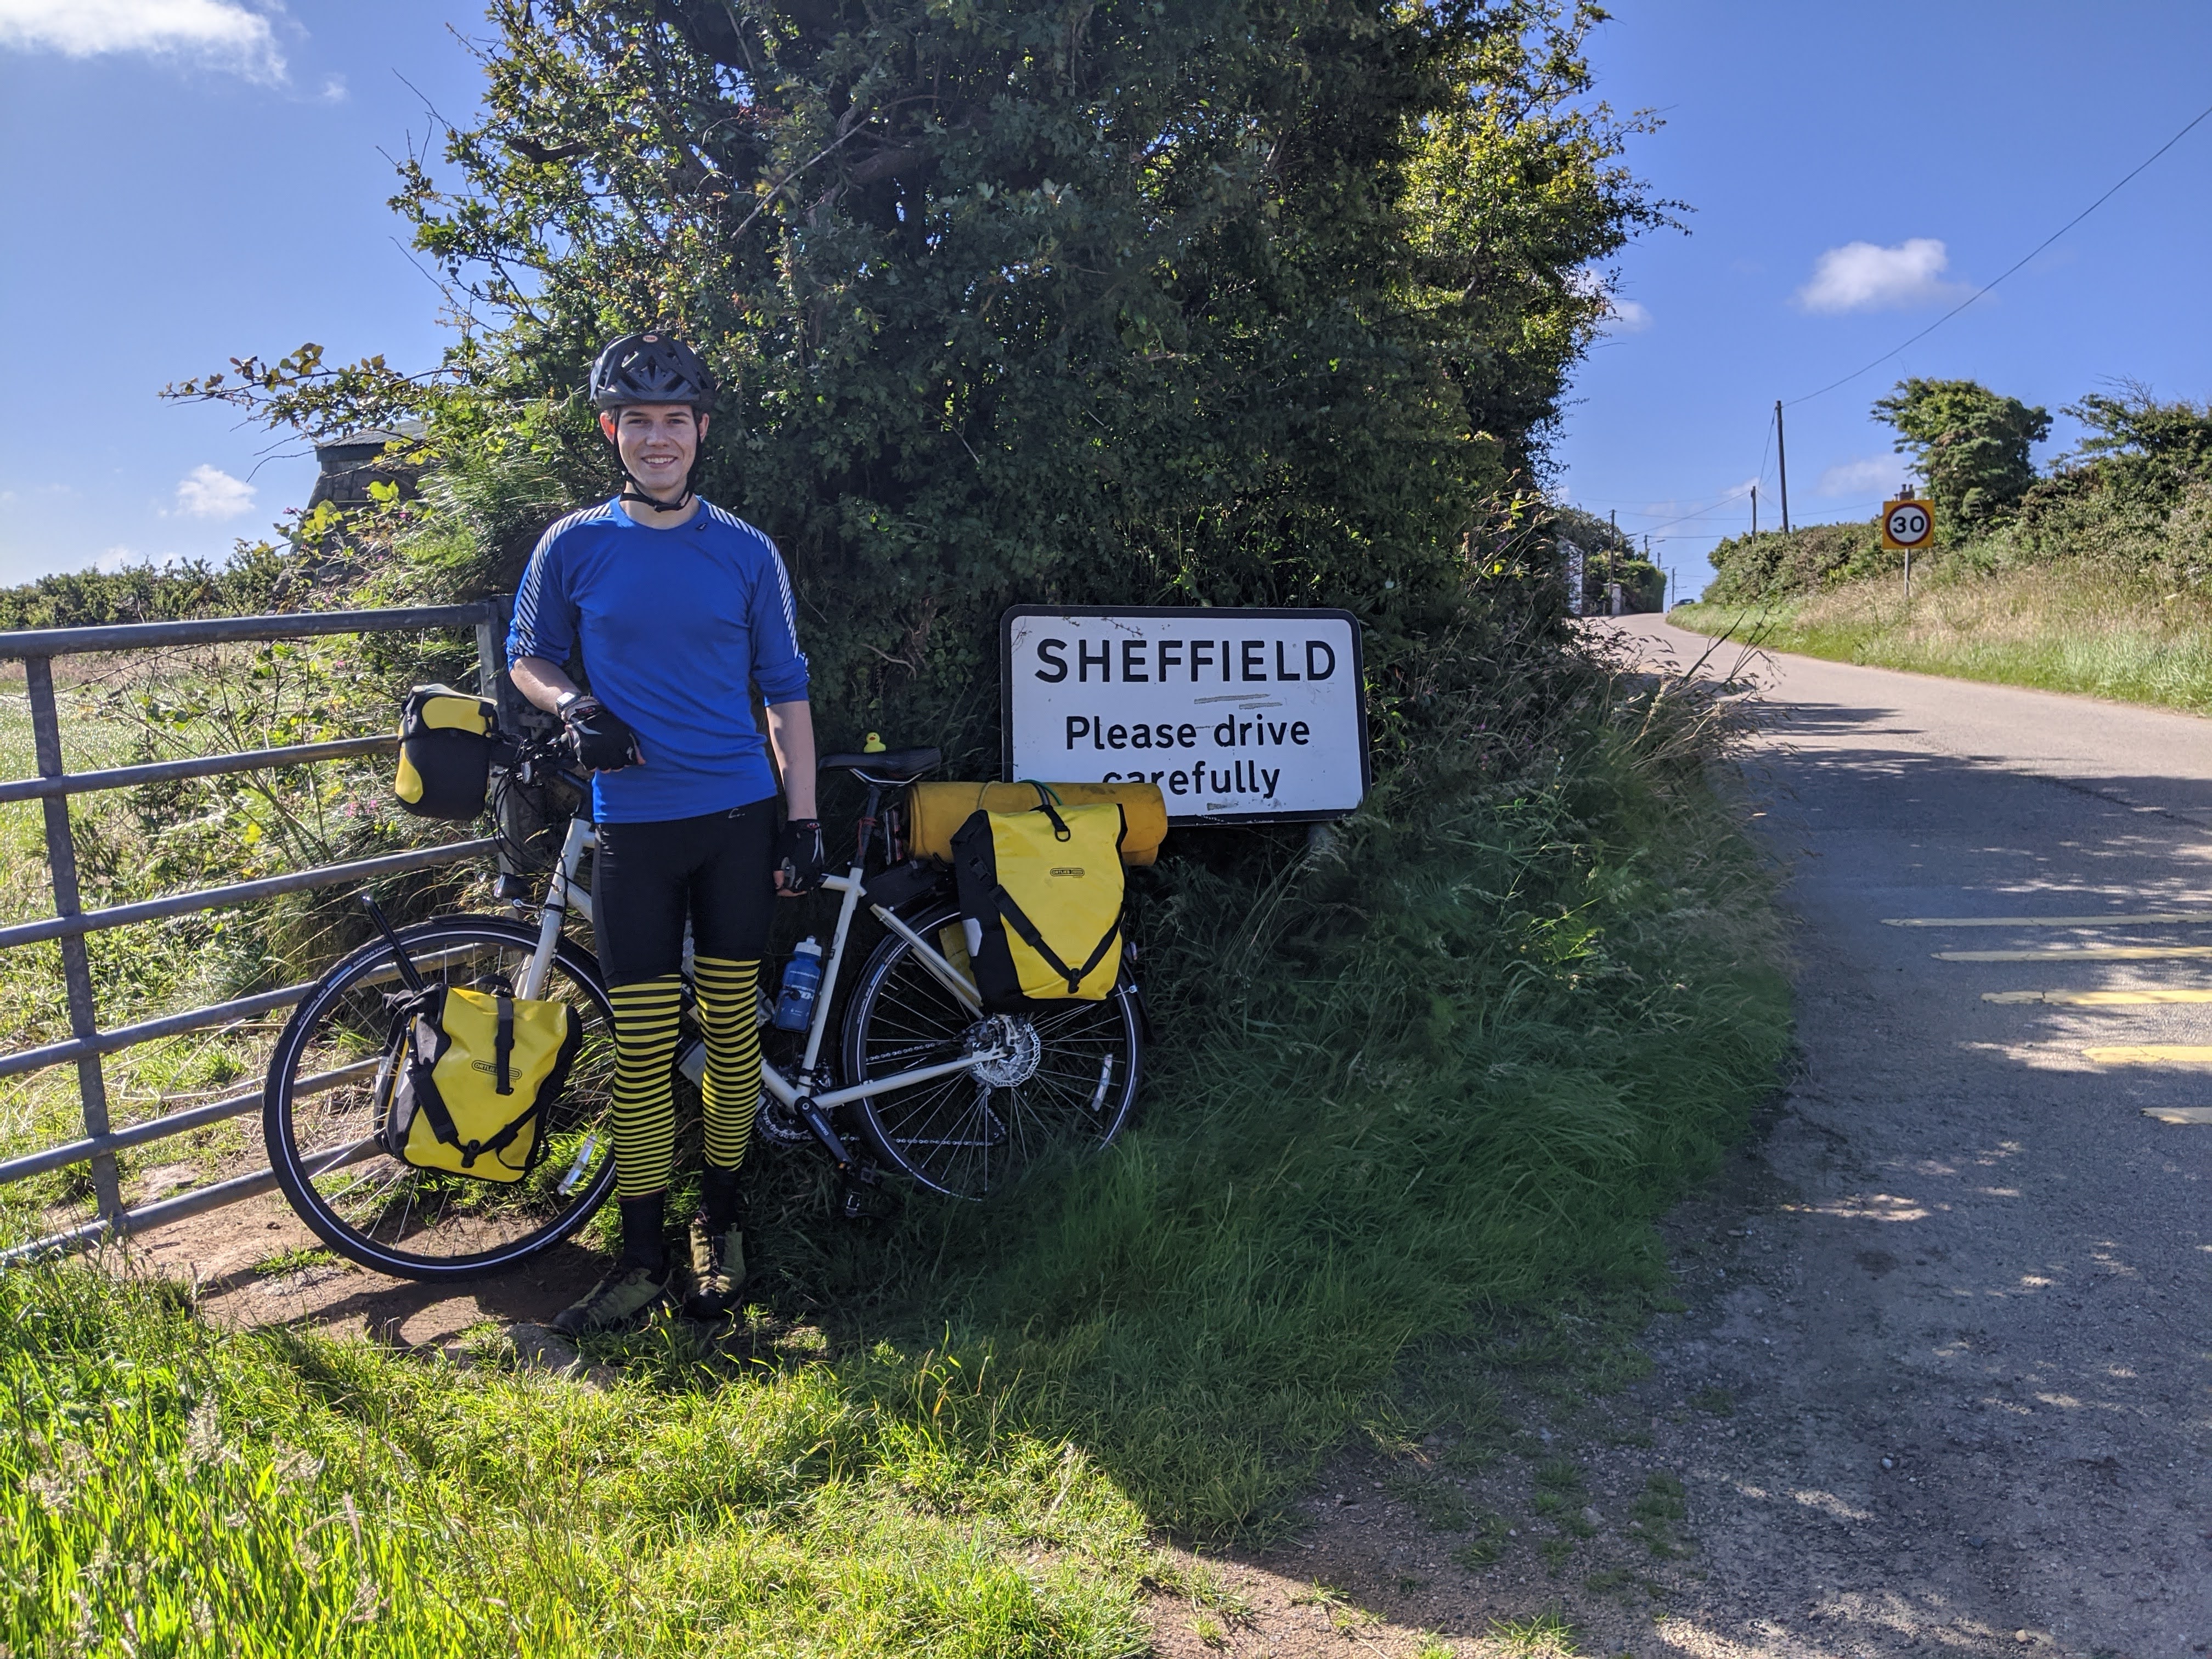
{"left": 772, "top": 937, "right": 824, "bottom": 1032}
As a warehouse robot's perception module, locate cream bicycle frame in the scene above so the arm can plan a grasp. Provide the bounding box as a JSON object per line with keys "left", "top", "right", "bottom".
{"left": 515, "top": 816, "right": 998, "bottom": 1115}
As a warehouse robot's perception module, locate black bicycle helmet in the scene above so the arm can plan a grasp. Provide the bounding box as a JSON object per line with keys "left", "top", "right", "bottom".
{"left": 589, "top": 330, "right": 718, "bottom": 413}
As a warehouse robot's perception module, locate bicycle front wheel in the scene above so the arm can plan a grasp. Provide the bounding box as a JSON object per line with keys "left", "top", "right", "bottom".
{"left": 263, "top": 915, "right": 619, "bottom": 1280}
{"left": 843, "top": 901, "right": 1142, "bottom": 1199}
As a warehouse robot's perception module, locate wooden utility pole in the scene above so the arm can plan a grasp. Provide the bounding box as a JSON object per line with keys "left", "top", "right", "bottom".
{"left": 1774, "top": 399, "right": 1792, "bottom": 534}
{"left": 1751, "top": 483, "right": 1758, "bottom": 537}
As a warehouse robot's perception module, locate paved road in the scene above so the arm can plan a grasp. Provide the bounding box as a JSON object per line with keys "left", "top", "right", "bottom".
{"left": 1612, "top": 614, "right": 2212, "bottom": 1657}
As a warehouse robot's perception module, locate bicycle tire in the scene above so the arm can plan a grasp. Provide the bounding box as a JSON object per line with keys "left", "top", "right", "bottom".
{"left": 842, "top": 900, "right": 1142, "bottom": 1198}
{"left": 263, "top": 915, "right": 620, "bottom": 1280}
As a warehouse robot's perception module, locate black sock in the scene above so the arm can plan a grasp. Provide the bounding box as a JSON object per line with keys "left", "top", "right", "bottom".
{"left": 615, "top": 1193, "right": 667, "bottom": 1273}
{"left": 699, "top": 1165, "right": 746, "bottom": 1238}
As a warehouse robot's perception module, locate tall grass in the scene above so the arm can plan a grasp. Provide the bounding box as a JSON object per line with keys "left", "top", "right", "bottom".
{"left": 905, "top": 652, "right": 1788, "bottom": 1534}
{"left": 1674, "top": 563, "right": 2212, "bottom": 715}
{"left": 3, "top": 631, "right": 1791, "bottom": 1652}
{"left": 2, "top": 1265, "right": 1149, "bottom": 1656}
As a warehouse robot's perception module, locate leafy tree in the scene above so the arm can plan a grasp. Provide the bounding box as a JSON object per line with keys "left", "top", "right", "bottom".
{"left": 2062, "top": 383, "right": 2212, "bottom": 507}
{"left": 1871, "top": 377, "right": 2050, "bottom": 532}
{"left": 172, "top": 0, "right": 1669, "bottom": 761}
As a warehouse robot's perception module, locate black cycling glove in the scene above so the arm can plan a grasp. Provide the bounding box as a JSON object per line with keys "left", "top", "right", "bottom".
{"left": 775, "top": 819, "right": 826, "bottom": 894}
{"left": 558, "top": 695, "right": 642, "bottom": 772}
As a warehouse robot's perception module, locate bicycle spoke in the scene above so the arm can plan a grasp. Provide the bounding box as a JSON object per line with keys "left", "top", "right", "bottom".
{"left": 849, "top": 905, "right": 1141, "bottom": 1197}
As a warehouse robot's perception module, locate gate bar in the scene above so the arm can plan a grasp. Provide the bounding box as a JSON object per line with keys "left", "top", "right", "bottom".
{"left": 0, "top": 938, "right": 487, "bottom": 1082}
{"left": 0, "top": 1058, "right": 380, "bottom": 1187}
{"left": 2, "top": 1137, "right": 381, "bottom": 1265}
{"left": 26, "top": 657, "right": 121, "bottom": 1219}
{"left": 0, "top": 836, "right": 500, "bottom": 950}
{"left": 0, "top": 979, "right": 319, "bottom": 1081}
{"left": 0, "top": 601, "right": 497, "bottom": 660}
{"left": 0, "top": 734, "right": 394, "bottom": 805}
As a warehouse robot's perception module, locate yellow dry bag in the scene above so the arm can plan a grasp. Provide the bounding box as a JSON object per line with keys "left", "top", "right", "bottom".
{"left": 910, "top": 780, "right": 1167, "bottom": 866}
{"left": 949, "top": 787, "right": 1126, "bottom": 1012}
{"left": 379, "top": 982, "right": 581, "bottom": 1183}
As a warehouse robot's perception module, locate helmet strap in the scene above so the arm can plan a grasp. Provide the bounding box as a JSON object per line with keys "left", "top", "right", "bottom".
{"left": 618, "top": 472, "right": 695, "bottom": 514}
{"left": 608, "top": 425, "right": 699, "bottom": 515}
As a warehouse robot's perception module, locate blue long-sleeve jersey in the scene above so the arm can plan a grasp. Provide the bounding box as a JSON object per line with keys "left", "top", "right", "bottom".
{"left": 507, "top": 499, "right": 810, "bottom": 823}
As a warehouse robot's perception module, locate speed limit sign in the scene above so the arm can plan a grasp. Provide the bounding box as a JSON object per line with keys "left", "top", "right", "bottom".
{"left": 1881, "top": 497, "right": 1934, "bottom": 551}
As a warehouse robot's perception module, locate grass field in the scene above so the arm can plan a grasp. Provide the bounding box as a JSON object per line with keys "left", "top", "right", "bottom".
{"left": 1672, "top": 564, "right": 2212, "bottom": 716}
{"left": 3, "top": 646, "right": 1792, "bottom": 1656}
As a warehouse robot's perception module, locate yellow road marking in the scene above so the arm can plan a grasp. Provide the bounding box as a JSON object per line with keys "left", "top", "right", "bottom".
{"left": 1983, "top": 988, "right": 2212, "bottom": 1005}
{"left": 2084, "top": 1046, "right": 2212, "bottom": 1065}
{"left": 1888, "top": 914, "right": 2212, "bottom": 928}
{"left": 1937, "top": 946, "right": 2212, "bottom": 961}
{"left": 2145, "top": 1107, "right": 2212, "bottom": 1125}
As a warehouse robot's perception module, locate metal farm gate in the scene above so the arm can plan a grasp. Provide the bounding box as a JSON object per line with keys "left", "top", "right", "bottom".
{"left": 0, "top": 601, "right": 515, "bottom": 1260}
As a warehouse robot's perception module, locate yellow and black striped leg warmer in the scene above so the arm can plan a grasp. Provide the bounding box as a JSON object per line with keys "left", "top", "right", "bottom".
{"left": 692, "top": 956, "right": 763, "bottom": 1172}
{"left": 607, "top": 974, "right": 684, "bottom": 1200}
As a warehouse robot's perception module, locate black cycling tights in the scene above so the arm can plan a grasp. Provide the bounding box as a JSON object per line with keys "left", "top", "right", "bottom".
{"left": 594, "top": 802, "right": 776, "bottom": 1199}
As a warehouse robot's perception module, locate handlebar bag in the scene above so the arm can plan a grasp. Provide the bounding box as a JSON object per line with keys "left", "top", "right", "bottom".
{"left": 393, "top": 685, "right": 499, "bottom": 821}
{"left": 950, "top": 788, "right": 1127, "bottom": 1012}
{"left": 375, "top": 981, "right": 581, "bottom": 1183}
{"left": 911, "top": 781, "right": 1166, "bottom": 866}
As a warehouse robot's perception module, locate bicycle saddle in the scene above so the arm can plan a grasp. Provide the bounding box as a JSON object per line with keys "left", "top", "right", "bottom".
{"left": 819, "top": 745, "right": 940, "bottom": 783}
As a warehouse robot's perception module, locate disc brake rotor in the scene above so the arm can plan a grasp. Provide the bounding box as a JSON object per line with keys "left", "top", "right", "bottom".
{"left": 967, "top": 1014, "right": 1042, "bottom": 1088}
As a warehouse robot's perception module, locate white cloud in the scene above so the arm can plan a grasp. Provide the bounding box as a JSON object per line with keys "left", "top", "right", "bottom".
{"left": 1602, "top": 297, "right": 1653, "bottom": 335}
{"left": 317, "top": 71, "right": 345, "bottom": 102}
{"left": 0, "top": 0, "right": 286, "bottom": 82}
{"left": 1796, "top": 238, "right": 1963, "bottom": 314}
{"left": 1570, "top": 268, "right": 1653, "bottom": 335}
{"left": 170, "top": 464, "right": 255, "bottom": 519}
{"left": 1816, "top": 455, "right": 1911, "bottom": 499}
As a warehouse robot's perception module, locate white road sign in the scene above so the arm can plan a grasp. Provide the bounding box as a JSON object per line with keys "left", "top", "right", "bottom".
{"left": 1881, "top": 498, "right": 1934, "bottom": 551}
{"left": 1002, "top": 606, "right": 1368, "bottom": 823}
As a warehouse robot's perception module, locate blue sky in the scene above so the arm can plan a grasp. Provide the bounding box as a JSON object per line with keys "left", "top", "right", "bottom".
{"left": 1558, "top": 1, "right": 2212, "bottom": 599}
{"left": 2, "top": 2, "right": 2209, "bottom": 594}
{"left": 0, "top": 1, "right": 480, "bottom": 583}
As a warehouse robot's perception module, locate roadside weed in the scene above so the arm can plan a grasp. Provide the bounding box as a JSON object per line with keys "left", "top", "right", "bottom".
{"left": 250, "top": 1245, "right": 343, "bottom": 1277}
{"left": 1386, "top": 1469, "right": 1475, "bottom": 1532}
{"left": 1452, "top": 1513, "right": 1513, "bottom": 1567}
{"left": 1487, "top": 1604, "right": 1583, "bottom": 1655}
{"left": 1631, "top": 1472, "right": 1690, "bottom": 1557}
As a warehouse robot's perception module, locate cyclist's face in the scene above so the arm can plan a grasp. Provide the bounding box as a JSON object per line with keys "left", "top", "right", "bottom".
{"left": 601, "top": 404, "right": 706, "bottom": 494}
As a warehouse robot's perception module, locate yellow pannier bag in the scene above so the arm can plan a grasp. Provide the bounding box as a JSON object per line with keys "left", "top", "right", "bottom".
{"left": 378, "top": 982, "right": 581, "bottom": 1183}
{"left": 911, "top": 781, "right": 1166, "bottom": 866}
{"left": 949, "top": 789, "right": 1126, "bottom": 1012}
{"left": 393, "top": 685, "right": 499, "bottom": 821}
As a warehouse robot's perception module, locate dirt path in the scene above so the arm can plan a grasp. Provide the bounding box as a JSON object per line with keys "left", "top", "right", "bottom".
{"left": 1141, "top": 619, "right": 2212, "bottom": 1658}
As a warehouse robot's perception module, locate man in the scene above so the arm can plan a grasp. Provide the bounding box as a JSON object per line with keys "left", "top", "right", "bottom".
{"left": 506, "top": 329, "right": 825, "bottom": 1336}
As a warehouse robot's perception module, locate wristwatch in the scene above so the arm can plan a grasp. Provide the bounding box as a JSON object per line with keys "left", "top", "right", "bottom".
{"left": 554, "top": 690, "right": 584, "bottom": 716}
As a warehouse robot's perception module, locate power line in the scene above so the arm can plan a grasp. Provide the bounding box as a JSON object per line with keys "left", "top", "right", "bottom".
{"left": 1630, "top": 485, "right": 1759, "bottom": 539}
{"left": 1786, "top": 97, "right": 2212, "bottom": 408}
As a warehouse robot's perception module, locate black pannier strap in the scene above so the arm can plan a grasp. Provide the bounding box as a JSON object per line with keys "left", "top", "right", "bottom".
{"left": 992, "top": 886, "right": 1120, "bottom": 995}
{"left": 494, "top": 991, "right": 514, "bottom": 1096}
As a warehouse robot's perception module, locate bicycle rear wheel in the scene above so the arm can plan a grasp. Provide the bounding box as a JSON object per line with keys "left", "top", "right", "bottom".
{"left": 263, "top": 915, "right": 619, "bottom": 1280}
{"left": 843, "top": 901, "right": 1142, "bottom": 1198}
